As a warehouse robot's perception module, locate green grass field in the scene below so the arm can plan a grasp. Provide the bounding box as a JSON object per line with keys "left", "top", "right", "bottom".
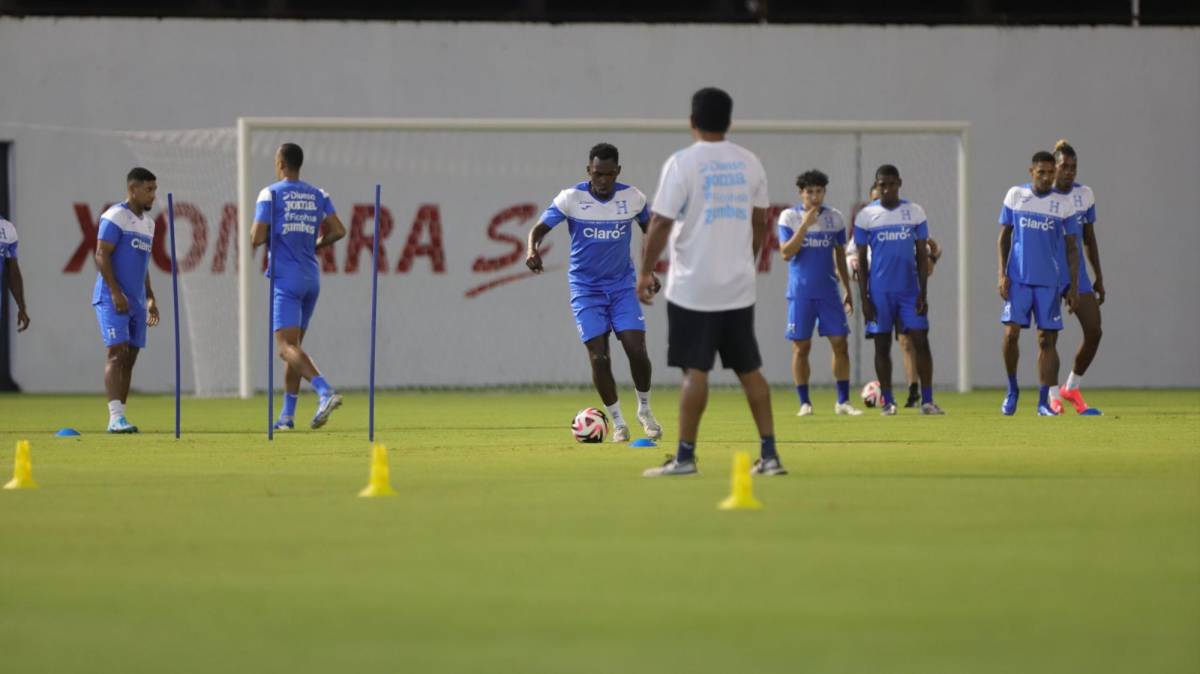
{"left": 1, "top": 388, "right": 1198, "bottom": 674}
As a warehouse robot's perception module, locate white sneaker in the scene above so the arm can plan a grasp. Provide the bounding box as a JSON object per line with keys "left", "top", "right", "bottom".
{"left": 611, "top": 425, "right": 631, "bottom": 443}
{"left": 834, "top": 402, "right": 864, "bottom": 416}
{"left": 880, "top": 403, "right": 898, "bottom": 416}
{"left": 750, "top": 456, "right": 788, "bottom": 476}
{"left": 636, "top": 409, "right": 663, "bottom": 440}
{"left": 642, "top": 455, "right": 698, "bottom": 477}
{"left": 796, "top": 403, "right": 814, "bottom": 417}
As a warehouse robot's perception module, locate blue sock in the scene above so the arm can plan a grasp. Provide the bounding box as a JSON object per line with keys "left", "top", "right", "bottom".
{"left": 1007, "top": 374, "right": 1019, "bottom": 396}
{"left": 921, "top": 387, "right": 933, "bottom": 405}
{"left": 836, "top": 380, "right": 850, "bottom": 404}
{"left": 281, "top": 393, "right": 298, "bottom": 419}
{"left": 1039, "top": 385, "right": 1050, "bottom": 408}
{"left": 882, "top": 387, "right": 895, "bottom": 406}
{"left": 796, "top": 385, "right": 811, "bottom": 405}
{"left": 760, "top": 435, "right": 777, "bottom": 460}
{"left": 311, "top": 376, "right": 333, "bottom": 398}
{"left": 676, "top": 441, "right": 696, "bottom": 462}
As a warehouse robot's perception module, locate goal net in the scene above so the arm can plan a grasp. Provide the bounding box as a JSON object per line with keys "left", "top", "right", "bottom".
{"left": 120, "top": 119, "right": 969, "bottom": 397}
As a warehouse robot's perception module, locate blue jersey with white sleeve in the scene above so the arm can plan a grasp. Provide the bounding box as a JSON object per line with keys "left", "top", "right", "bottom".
{"left": 853, "top": 199, "right": 929, "bottom": 295}
{"left": 1054, "top": 182, "right": 1096, "bottom": 291}
{"left": 999, "top": 184, "right": 1080, "bottom": 287}
{"left": 540, "top": 181, "right": 650, "bottom": 295}
{"left": 255, "top": 180, "right": 336, "bottom": 283}
{"left": 778, "top": 205, "right": 846, "bottom": 299}
{"left": 91, "top": 202, "right": 154, "bottom": 308}
{"left": 0, "top": 217, "right": 17, "bottom": 282}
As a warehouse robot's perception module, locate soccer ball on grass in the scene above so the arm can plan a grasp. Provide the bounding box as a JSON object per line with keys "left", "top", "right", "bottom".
{"left": 861, "top": 381, "right": 883, "bottom": 408}
{"left": 572, "top": 407, "right": 609, "bottom": 443}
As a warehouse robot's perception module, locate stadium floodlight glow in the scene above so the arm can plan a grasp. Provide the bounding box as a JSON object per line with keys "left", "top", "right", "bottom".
{"left": 237, "top": 117, "right": 972, "bottom": 396}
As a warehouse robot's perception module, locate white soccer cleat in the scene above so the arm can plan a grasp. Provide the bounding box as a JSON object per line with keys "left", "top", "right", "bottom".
{"left": 920, "top": 402, "right": 946, "bottom": 416}
{"left": 106, "top": 416, "right": 138, "bottom": 434}
{"left": 611, "top": 424, "right": 631, "bottom": 443}
{"left": 636, "top": 409, "right": 663, "bottom": 440}
{"left": 834, "top": 402, "right": 864, "bottom": 416}
{"left": 880, "top": 403, "right": 898, "bottom": 416}
{"left": 796, "top": 403, "right": 814, "bottom": 417}
{"left": 642, "top": 455, "right": 698, "bottom": 477}
{"left": 310, "top": 393, "right": 343, "bottom": 429}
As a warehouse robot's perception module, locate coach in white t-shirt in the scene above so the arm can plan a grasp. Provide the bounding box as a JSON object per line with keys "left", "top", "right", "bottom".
{"left": 636, "top": 87, "right": 784, "bottom": 478}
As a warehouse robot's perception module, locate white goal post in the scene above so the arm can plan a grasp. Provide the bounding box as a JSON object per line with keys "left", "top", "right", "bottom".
{"left": 237, "top": 117, "right": 970, "bottom": 398}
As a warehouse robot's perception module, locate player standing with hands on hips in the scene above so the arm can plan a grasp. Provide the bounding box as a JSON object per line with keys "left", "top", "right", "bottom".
{"left": 92, "top": 168, "right": 161, "bottom": 433}
{"left": 637, "top": 87, "right": 784, "bottom": 477}
{"left": 252, "top": 143, "right": 347, "bottom": 430}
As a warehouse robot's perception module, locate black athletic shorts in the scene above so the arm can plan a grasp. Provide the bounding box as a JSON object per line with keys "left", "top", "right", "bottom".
{"left": 667, "top": 302, "right": 762, "bottom": 373}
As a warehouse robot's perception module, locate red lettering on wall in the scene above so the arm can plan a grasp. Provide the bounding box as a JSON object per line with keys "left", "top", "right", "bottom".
{"left": 211, "top": 203, "right": 238, "bottom": 273}
{"left": 472, "top": 203, "right": 539, "bottom": 273}
{"left": 396, "top": 204, "right": 447, "bottom": 274}
{"left": 346, "top": 204, "right": 394, "bottom": 274}
{"left": 757, "top": 203, "right": 788, "bottom": 273}
{"left": 170, "top": 201, "right": 209, "bottom": 272}
{"left": 63, "top": 203, "right": 106, "bottom": 272}
{"left": 150, "top": 215, "right": 172, "bottom": 272}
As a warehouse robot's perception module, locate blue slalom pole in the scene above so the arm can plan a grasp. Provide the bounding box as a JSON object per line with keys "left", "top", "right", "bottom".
{"left": 267, "top": 191, "right": 275, "bottom": 441}
{"left": 168, "top": 193, "right": 180, "bottom": 440}
{"left": 369, "top": 184, "right": 381, "bottom": 442}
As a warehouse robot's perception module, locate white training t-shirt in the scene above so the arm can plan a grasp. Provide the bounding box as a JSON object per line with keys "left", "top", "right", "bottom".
{"left": 651, "top": 140, "right": 769, "bottom": 312}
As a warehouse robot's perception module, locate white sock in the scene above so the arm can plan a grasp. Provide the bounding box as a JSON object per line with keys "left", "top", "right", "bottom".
{"left": 1065, "top": 371, "right": 1083, "bottom": 391}
{"left": 606, "top": 401, "right": 626, "bottom": 427}
{"left": 636, "top": 389, "right": 651, "bottom": 412}
{"left": 108, "top": 400, "right": 124, "bottom": 420}
{"left": 1049, "top": 386, "right": 1063, "bottom": 402}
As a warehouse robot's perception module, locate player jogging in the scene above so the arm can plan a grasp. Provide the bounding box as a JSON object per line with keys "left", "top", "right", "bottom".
{"left": 998, "top": 150, "right": 1081, "bottom": 416}
{"left": 252, "top": 143, "right": 347, "bottom": 430}
{"left": 855, "top": 165, "right": 944, "bottom": 416}
{"left": 637, "top": 87, "right": 783, "bottom": 477}
{"left": 526, "top": 143, "right": 662, "bottom": 442}
{"left": 1049, "top": 139, "right": 1103, "bottom": 416}
{"left": 92, "top": 167, "right": 161, "bottom": 433}
{"left": 0, "top": 215, "right": 30, "bottom": 333}
{"left": 778, "top": 169, "right": 860, "bottom": 417}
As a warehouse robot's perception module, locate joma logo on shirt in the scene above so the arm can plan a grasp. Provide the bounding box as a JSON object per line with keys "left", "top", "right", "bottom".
{"left": 130, "top": 238, "right": 152, "bottom": 252}
{"left": 1018, "top": 216, "right": 1056, "bottom": 232}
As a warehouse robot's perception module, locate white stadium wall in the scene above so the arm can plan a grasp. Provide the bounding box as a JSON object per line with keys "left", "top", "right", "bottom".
{"left": 0, "top": 18, "right": 1196, "bottom": 392}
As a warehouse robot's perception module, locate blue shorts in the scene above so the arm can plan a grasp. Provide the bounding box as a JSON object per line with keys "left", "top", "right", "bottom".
{"left": 273, "top": 277, "right": 320, "bottom": 332}
{"left": 866, "top": 291, "right": 928, "bottom": 336}
{"left": 95, "top": 302, "right": 147, "bottom": 349}
{"left": 786, "top": 296, "right": 849, "bottom": 341}
{"left": 1002, "top": 282, "right": 1063, "bottom": 330}
{"left": 571, "top": 286, "right": 645, "bottom": 343}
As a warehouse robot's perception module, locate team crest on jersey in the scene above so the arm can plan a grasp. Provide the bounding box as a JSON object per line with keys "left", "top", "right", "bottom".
{"left": 1048, "top": 200, "right": 1060, "bottom": 214}
{"left": 1074, "top": 194, "right": 1084, "bottom": 207}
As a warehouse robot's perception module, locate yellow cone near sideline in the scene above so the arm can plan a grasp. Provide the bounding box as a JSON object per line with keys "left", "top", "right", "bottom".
{"left": 4, "top": 440, "right": 38, "bottom": 490}
{"left": 718, "top": 450, "right": 761, "bottom": 510}
{"left": 358, "top": 442, "right": 397, "bottom": 498}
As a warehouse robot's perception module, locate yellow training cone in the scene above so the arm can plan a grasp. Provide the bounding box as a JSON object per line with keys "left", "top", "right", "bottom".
{"left": 358, "top": 443, "right": 397, "bottom": 498}
{"left": 718, "top": 451, "right": 761, "bottom": 510}
{"left": 4, "top": 440, "right": 38, "bottom": 490}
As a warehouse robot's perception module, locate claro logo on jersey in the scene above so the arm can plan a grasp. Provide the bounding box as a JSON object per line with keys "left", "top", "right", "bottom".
{"left": 583, "top": 224, "right": 627, "bottom": 240}
{"left": 1019, "top": 216, "right": 1056, "bottom": 232}
{"left": 802, "top": 236, "right": 834, "bottom": 248}
{"left": 130, "top": 238, "right": 152, "bottom": 253}
{"left": 875, "top": 230, "right": 911, "bottom": 241}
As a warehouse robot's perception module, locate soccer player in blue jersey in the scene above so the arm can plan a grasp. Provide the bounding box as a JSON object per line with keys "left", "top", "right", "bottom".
{"left": 854, "top": 165, "right": 943, "bottom": 416}
{"left": 252, "top": 143, "right": 347, "bottom": 430}
{"left": 0, "top": 215, "right": 30, "bottom": 333}
{"left": 778, "top": 169, "right": 861, "bottom": 417}
{"left": 92, "top": 168, "right": 160, "bottom": 432}
{"left": 526, "top": 142, "right": 662, "bottom": 442}
{"left": 997, "top": 150, "right": 1081, "bottom": 416}
{"left": 1050, "top": 139, "right": 1104, "bottom": 416}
